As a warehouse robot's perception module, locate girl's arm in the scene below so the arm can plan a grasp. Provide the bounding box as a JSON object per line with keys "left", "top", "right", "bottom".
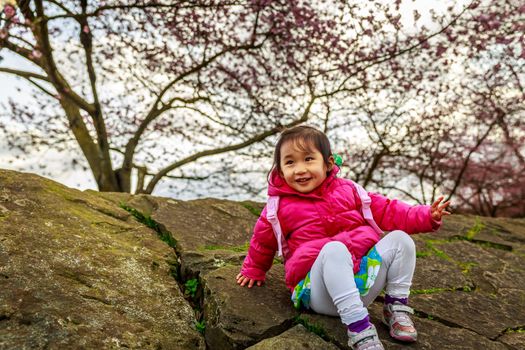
{"left": 368, "top": 192, "right": 442, "bottom": 234}
{"left": 237, "top": 207, "right": 277, "bottom": 286}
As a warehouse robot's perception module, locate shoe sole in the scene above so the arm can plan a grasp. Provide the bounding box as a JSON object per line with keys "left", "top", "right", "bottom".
{"left": 382, "top": 317, "right": 417, "bottom": 343}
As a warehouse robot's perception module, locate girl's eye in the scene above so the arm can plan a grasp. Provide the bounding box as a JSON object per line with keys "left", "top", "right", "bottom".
{"left": 305, "top": 157, "right": 313, "bottom": 161}
{"left": 285, "top": 160, "right": 293, "bottom": 165}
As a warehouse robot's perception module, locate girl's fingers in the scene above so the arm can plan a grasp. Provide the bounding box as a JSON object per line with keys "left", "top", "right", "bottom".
{"left": 432, "top": 196, "right": 444, "bottom": 208}
{"left": 237, "top": 275, "right": 263, "bottom": 288}
{"left": 439, "top": 201, "right": 451, "bottom": 209}
{"left": 236, "top": 274, "right": 245, "bottom": 284}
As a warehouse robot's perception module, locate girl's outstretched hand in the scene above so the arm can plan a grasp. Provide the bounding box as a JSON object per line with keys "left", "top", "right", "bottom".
{"left": 431, "top": 196, "right": 451, "bottom": 221}
{"left": 236, "top": 273, "right": 263, "bottom": 288}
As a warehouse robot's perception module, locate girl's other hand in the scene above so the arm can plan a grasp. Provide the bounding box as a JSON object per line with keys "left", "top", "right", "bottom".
{"left": 236, "top": 273, "right": 263, "bottom": 288}
{"left": 431, "top": 196, "right": 451, "bottom": 221}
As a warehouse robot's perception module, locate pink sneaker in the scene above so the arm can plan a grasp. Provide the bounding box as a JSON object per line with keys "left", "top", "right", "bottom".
{"left": 347, "top": 324, "right": 385, "bottom": 350}
{"left": 382, "top": 302, "right": 417, "bottom": 342}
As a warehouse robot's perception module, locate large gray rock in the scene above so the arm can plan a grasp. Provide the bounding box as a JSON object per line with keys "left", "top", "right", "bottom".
{"left": 202, "top": 265, "right": 297, "bottom": 349}
{"left": 1, "top": 168, "right": 524, "bottom": 350}
{"left": 0, "top": 169, "right": 204, "bottom": 349}
{"left": 245, "top": 325, "right": 339, "bottom": 349}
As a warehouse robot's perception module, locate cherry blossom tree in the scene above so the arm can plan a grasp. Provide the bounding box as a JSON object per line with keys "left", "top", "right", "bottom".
{"left": 323, "top": 0, "right": 524, "bottom": 217}
{"left": 1, "top": 1, "right": 523, "bottom": 217}
{"left": 0, "top": 0, "right": 470, "bottom": 194}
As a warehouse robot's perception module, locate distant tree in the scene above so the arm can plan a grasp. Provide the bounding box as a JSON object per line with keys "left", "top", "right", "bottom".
{"left": 402, "top": 0, "right": 524, "bottom": 217}
{"left": 323, "top": 0, "right": 524, "bottom": 217}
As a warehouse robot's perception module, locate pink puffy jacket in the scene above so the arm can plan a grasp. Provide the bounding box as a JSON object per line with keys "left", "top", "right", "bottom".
{"left": 241, "top": 166, "right": 441, "bottom": 291}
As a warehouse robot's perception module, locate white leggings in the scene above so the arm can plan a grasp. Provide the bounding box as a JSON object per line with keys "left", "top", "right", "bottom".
{"left": 309, "top": 230, "right": 416, "bottom": 325}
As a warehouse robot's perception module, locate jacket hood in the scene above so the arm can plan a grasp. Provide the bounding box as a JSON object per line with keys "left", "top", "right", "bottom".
{"left": 267, "top": 165, "right": 340, "bottom": 198}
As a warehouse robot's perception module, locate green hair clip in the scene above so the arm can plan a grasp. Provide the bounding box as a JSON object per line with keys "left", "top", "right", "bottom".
{"left": 333, "top": 153, "right": 343, "bottom": 167}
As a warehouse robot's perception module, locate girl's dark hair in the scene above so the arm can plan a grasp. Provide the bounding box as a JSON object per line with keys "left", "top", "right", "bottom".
{"left": 269, "top": 125, "right": 333, "bottom": 180}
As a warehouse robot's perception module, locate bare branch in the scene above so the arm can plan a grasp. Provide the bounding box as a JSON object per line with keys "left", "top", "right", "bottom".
{"left": 31, "top": 0, "right": 96, "bottom": 115}
{"left": 0, "top": 67, "right": 49, "bottom": 81}
{"left": 143, "top": 90, "right": 318, "bottom": 194}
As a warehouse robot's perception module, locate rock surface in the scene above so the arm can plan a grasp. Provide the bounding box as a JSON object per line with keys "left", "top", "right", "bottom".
{"left": 245, "top": 325, "right": 339, "bottom": 349}
{"left": 1, "top": 169, "right": 524, "bottom": 349}
{"left": 0, "top": 170, "right": 203, "bottom": 349}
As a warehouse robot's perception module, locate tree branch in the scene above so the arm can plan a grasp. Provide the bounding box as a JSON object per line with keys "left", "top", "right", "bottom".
{"left": 143, "top": 87, "right": 318, "bottom": 194}
{"left": 42, "top": 1, "right": 243, "bottom": 21}
{"left": 335, "top": 2, "right": 473, "bottom": 91}
{"left": 0, "top": 67, "right": 49, "bottom": 81}
{"left": 120, "top": 41, "right": 267, "bottom": 191}
{"left": 446, "top": 117, "right": 499, "bottom": 202}
{"left": 376, "top": 185, "right": 423, "bottom": 204}
{"left": 25, "top": 78, "right": 56, "bottom": 98}
{"left": 78, "top": 0, "right": 111, "bottom": 164}
{"left": 31, "top": 0, "right": 96, "bottom": 115}
{"left": 1, "top": 38, "right": 37, "bottom": 62}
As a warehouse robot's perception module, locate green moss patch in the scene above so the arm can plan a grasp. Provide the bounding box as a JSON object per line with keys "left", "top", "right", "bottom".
{"left": 201, "top": 242, "right": 249, "bottom": 253}
{"left": 503, "top": 326, "right": 525, "bottom": 334}
{"left": 424, "top": 239, "right": 453, "bottom": 261}
{"left": 416, "top": 251, "right": 432, "bottom": 258}
{"left": 466, "top": 218, "right": 485, "bottom": 240}
{"left": 293, "top": 315, "right": 329, "bottom": 341}
{"left": 241, "top": 202, "right": 262, "bottom": 217}
{"left": 411, "top": 285, "right": 473, "bottom": 295}
{"left": 120, "top": 203, "right": 177, "bottom": 248}
{"left": 450, "top": 236, "right": 513, "bottom": 251}
{"left": 458, "top": 261, "right": 478, "bottom": 275}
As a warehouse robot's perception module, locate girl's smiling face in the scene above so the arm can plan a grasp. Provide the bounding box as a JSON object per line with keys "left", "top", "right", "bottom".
{"left": 279, "top": 140, "right": 334, "bottom": 193}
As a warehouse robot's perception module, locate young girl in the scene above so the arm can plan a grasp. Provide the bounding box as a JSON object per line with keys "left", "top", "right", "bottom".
{"left": 236, "top": 125, "right": 450, "bottom": 350}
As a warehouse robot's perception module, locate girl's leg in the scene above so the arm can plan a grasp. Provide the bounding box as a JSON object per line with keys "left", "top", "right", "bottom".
{"left": 360, "top": 230, "right": 418, "bottom": 343}
{"left": 361, "top": 230, "right": 416, "bottom": 306}
{"left": 309, "top": 241, "right": 385, "bottom": 349}
{"left": 309, "top": 241, "right": 368, "bottom": 325}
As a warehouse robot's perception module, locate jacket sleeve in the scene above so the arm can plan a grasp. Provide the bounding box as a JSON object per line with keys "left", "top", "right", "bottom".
{"left": 240, "top": 207, "right": 278, "bottom": 281}
{"left": 368, "top": 192, "right": 441, "bottom": 234}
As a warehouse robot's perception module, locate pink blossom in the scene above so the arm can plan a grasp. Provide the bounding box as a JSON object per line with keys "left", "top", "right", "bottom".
{"left": 496, "top": 36, "right": 513, "bottom": 45}
{"left": 436, "top": 44, "right": 447, "bottom": 57}
{"left": 31, "top": 49, "right": 42, "bottom": 59}
{"left": 488, "top": 20, "right": 501, "bottom": 30}
{"left": 0, "top": 28, "right": 7, "bottom": 39}
{"left": 83, "top": 25, "right": 90, "bottom": 34}
{"left": 3, "top": 4, "right": 15, "bottom": 18}
{"left": 468, "top": 1, "right": 480, "bottom": 9}
{"left": 476, "top": 14, "right": 491, "bottom": 22}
